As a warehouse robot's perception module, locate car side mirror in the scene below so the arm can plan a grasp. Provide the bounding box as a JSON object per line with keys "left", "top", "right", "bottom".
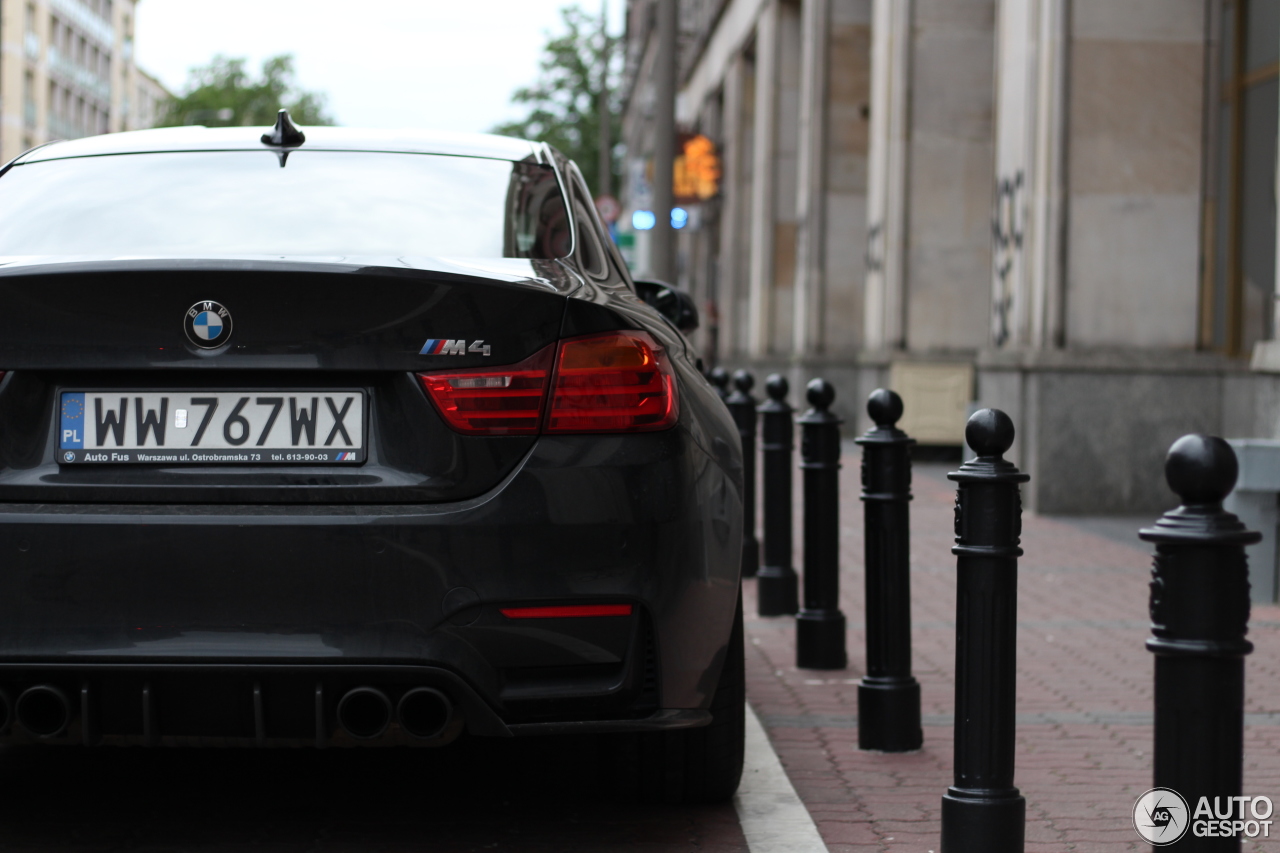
{"left": 634, "top": 279, "right": 700, "bottom": 333}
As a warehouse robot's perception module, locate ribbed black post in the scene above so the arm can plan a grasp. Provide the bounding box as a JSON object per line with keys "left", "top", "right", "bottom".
{"left": 941, "top": 409, "right": 1027, "bottom": 853}
{"left": 796, "top": 378, "right": 846, "bottom": 670}
{"left": 855, "top": 389, "right": 922, "bottom": 752}
{"left": 727, "top": 370, "right": 760, "bottom": 579}
{"left": 1139, "top": 435, "right": 1258, "bottom": 851}
{"left": 757, "top": 375, "right": 799, "bottom": 616}
{"left": 709, "top": 366, "right": 731, "bottom": 402}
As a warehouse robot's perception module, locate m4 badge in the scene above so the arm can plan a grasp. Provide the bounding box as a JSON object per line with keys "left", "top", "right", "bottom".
{"left": 420, "top": 339, "right": 491, "bottom": 356}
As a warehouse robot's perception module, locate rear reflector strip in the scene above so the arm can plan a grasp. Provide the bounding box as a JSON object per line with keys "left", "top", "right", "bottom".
{"left": 500, "top": 604, "right": 634, "bottom": 619}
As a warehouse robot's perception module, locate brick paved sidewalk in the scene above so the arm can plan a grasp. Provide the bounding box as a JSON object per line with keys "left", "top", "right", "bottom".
{"left": 744, "top": 456, "right": 1280, "bottom": 853}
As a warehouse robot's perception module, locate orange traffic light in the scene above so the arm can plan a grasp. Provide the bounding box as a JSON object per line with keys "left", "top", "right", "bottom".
{"left": 673, "top": 134, "right": 720, "bottom": 201}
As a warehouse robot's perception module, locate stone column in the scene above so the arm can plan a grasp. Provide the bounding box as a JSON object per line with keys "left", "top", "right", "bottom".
{"left": 1274, "top": 124, "right": 1280, "bottom": 354}
{"left": 991, "top": 0, "right": 1067, "bottom": 349}
{"left": 747, "top": 0, "right": 780, "bottom": 357}
{"left": 793, "top": 0, "right": 831, "bottom": 357}
{"left": 718, "top": 52, "right": 750, "bottom": 359}
{"left": 1263, "top": 58, "right": 1280, "bottom": 368}
{"left": 863, "top": 0, "right": 910, "bottom": 351}
{"left": 650, "top": 0, "right": 678, "bottom": 282}
{"left": 1026, "top": 0, "right": 1067, "bottom": 349}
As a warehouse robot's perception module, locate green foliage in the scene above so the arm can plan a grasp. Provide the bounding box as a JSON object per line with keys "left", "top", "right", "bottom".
{"left": 159, "top": 54, "right": 335, "bottom": 128}
{"left": 492, "top": 5, "right": 621, "bottom": 196}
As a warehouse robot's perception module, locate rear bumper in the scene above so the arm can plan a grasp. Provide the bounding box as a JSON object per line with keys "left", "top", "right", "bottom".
{"left": 0, "top": 662, "right": 712, "bottom": 748}
{"left": 0, "top": 429, "right": 742, "bottom": 744}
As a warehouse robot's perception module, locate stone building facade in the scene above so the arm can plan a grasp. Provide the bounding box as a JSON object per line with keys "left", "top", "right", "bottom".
{"left": 0, "top": 0, "right": 166, "bottom": 162}
{"left": 621, "top": 0, "right": 1280, "bottom": 515}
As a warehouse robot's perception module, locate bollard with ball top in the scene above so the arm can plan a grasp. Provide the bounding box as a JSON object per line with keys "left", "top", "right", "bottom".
{"left": 726, "top": 370, "right": 760, "bottom": 578}
{"left": 1140, "top": 435, "right": 1258, "bottom": 851}
{"left": 757, "top": 374, "right": 799, "bottom": 616}
{"left": 709, "top": 366, "right": 731, "bottom": 402}
{"left": 855, "top": 389, "right": 922, "bottom": 752}
{"left": 940, "top": 408, "right": 1027, "bottom": 853}
{"left": 796, "top": 378, "right": 847, "bottom": 669}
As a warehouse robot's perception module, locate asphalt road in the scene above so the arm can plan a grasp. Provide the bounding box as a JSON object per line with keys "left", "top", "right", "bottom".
{"left": 0, "top": 735, "right": 748, "bottom": 852}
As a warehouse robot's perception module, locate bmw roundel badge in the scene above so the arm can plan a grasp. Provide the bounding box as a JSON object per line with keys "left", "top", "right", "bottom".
{"left": 184, "top": 300, "right": 232, "bottom": 348}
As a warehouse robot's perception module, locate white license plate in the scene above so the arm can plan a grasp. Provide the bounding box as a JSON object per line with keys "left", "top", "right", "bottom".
{"left": 58, "top": 390, "right": 366, "bottom": 464}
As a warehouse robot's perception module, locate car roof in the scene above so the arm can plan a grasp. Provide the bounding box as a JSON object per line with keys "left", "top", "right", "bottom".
{"left": 13, "top": 126, "right": 543, "bottom": 164}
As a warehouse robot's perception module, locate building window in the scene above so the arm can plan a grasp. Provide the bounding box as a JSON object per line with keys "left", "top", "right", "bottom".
{"left": 1203, "top": 0, "right": 1280, "bottom": 355}
{"left": 23, "top": 71, "right": 36, "bottom": 129}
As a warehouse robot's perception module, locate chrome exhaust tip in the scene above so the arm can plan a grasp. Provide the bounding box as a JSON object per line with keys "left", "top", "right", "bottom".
{"left": 335, "top": 686, "right": 392, "bottom": 739}
{"left": 16, "top": 684, "right": 71, "bottom": 738}
{"left": 397, "top": 687, "right": 453, "bottom": 740}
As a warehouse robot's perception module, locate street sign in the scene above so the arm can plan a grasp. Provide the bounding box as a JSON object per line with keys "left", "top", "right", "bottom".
{"left": 594, "top": 194, "right": 621, "bottom": 224}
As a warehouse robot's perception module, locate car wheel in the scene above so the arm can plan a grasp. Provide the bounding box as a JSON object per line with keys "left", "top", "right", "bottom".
{"left": 617, "top": 588, "right": 745, "bottom": 804}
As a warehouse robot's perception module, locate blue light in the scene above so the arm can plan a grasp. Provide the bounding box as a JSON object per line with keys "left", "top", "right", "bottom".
{"left": 632, "top": 209, "right": 656, "bottom": 230}
{"left": 671, "top": 207, "right": 688, "bottom": 229}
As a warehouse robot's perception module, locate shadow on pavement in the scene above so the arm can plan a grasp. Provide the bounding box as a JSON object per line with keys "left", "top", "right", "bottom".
{"left": 0, "top": 734, "right": 746, "bottom": 852}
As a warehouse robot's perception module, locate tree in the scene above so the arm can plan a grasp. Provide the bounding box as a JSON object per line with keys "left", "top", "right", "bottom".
{"left": 159, "top": 54, "right": 335, "bottom": 128}
{"left": 492, "top": 5, "right": 621, "bottom": 197}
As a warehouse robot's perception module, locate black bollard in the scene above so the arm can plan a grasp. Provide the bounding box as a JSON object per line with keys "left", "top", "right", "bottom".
{"left": 757, "top": 375, "right": 799, "bottom": 616}
{"left": 727, "top": 370, "right": 760, "bottom": 579}
{"left": 796, "top": 379, "right": 846, "bottom": 669}
{"left": 1139, "top": 435, "right": 1258, "bottom": 851}
{"left": 940, "top": 409, "right": 1027, "bottom": 853}
{"left": 709, "top": 366, "right": 731, "bottom": 402}
{"left": 855, "top": 389, "right": 922, "bottom": 752}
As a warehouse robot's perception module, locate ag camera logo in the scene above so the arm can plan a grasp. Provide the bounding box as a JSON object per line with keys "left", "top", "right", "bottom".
{"left": 1133, "top": 788, "right": 1189, "bottom": 845}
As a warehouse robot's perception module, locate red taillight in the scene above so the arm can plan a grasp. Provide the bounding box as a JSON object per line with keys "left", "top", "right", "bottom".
{"left": 545, "top": 331, "right": 678, "bottom": 433}
{"left": 418, "top": 344, "right": 554, "bottom": 435}
{"left": 501, "top": 604, "right": 634, "bottom": 619}
{"left": 418, "top": 331, "right": 678, "bottom": 436}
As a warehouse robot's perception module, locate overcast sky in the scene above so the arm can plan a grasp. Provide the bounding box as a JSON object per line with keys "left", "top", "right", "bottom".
{"left": 134, "top": 0, "right": 624, "bottom": 133}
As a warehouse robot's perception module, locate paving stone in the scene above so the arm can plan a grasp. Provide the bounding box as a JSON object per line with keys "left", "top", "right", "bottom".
{"left": 745, "top": 458, "right": 1280, "bottom": 853}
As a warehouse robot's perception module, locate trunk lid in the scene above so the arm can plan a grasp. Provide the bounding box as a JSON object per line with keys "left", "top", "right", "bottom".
{"left": 0, "top": 259, "right": 573, "bottom": 504}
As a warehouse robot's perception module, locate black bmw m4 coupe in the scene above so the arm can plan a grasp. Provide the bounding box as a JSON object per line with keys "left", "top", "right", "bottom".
{"left": 0, "top": 112, "right": 745, "bottom": 802}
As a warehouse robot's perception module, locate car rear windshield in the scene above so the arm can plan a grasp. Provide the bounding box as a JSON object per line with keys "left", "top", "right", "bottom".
{"left": 0, "top": 150, "right": 571, "bottom": 259}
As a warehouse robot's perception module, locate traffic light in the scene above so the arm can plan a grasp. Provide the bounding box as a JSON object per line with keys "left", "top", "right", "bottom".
{"left": 673, "top": 134, "right": 720, "bottom": 201}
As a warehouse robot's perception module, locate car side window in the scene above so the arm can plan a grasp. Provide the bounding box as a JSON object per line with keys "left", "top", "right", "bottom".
{"left": 558, "top": 160, "right": 636, "bottom": 290}
{"left": 573, "top": 201, "right": 610, "bottom": 280}
{"left": 565, "top": 172, "right": 610, "bottom": 282}
{"left": 565, "top": 162, "right": 630, "bottom": 284}
{"left": 505, "top": 159, "right": 572, "bottom": 259}
{"left": 604, "top": 231, "right": 635, "bottom": 291}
